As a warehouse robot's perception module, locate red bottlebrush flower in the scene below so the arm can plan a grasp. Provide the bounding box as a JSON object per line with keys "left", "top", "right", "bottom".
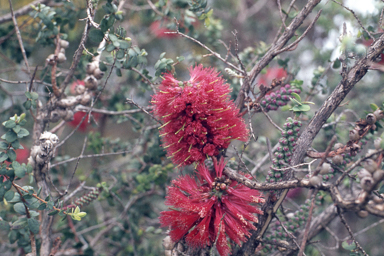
{"left": 150, "top": 21, "right": 177, "bottom": 38}
{"left": 257, "top": 67, "right": 287, "bottom": 87}
{"left": 151, "top": 65, "right": 248, "bottom": 167}
{"left": 159, "top": 158, "right": 264, "bottom": 255}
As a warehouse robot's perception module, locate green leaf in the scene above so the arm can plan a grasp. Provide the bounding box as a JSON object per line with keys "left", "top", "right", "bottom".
{"left": 145, "top": 226, "right": 155, "bottom": 233}
{"left": 0, "top": 220, "right": 10, "bottom": 232}
{"left": 333, "top": 58, "right": 341, "bottom": 69}
{"left": 378, "top": 185, "right": 384, "bottom": 194}
{"left": 23, "top": 100, "right": 32, "bottom": 110}
{"left": 106, "top": 43, "right": 115, "bottom": 52}
{"left": 2, "top": 130, "right": 18, "bottom": 143}
{"left": 99, "top": 62, "right": 107, "bottom": 71}
{"left": 159, "top": 52, "right": 166, "bottom": 59}
{"left": 297, "top": 104, "right": 311, "bottom": 112}
{"left": 11, "top": 140, "right": 22, "bottom": 150}
{"left": 0, "top": 141, "right": 8, "bottom": 150}
{"left": 8, "top": 230, "right": 18, "bottom": 244}
{"left": 4, "top": 120, "right": 16, "bottom": 129}
{"left": 27, "top": 218, "right": 40, "bottom": 234}
{"left": 13, "top": 163, "right": 26, "bottom": 178}
{"left": 116, "top": 68, "right": 122, "bottom": 77}
{"left": 25, "top": 91, "right": 32, "bottom": 99}
{"left": 12, "top": 125, "right": 21, "bottom": 134}
{"left": 290, "top": 92, "right": 301, "bottom": 102}
{"left": 7, "top": 149, "right": 16, "bottom": 162}
{"left": 4, "top": 190, "right": 14, "bottom": 201}
{"left": 0, "top": 152, "right": 8, "bottom": 162}
{"left": 342, "top": 240, "right": 356, "bottom": 251}
{"left": 370, "top": 103, "right": 379, "bottom": 111}
{"left": 89, "top": 29, "right": 105, "bottom": 44}
{"left": 116, "top": 49, "right": 125, "bottom": 59}
{"left": 108, "top": 34, "right": 118, "bottom": 42}
{"left": 37, "top": 203, "right": 46, "bottom": 210}
{"left": 48, "top": 210, "right": 59, "bottom": 216}
{"left": 118, "top": 40, "right": 131, "bottom": 49}
{"left": 13, "top": 202, "right": 27, "bottom": 215}
{"left": 30, "top": 92, "right": 39, "bottom": 100}
{"left": 17, "top": 128, "right": 29, "bottom": 138}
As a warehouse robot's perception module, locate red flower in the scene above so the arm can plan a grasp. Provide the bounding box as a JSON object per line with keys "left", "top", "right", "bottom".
{"left": 159, "top": 158, "right": 264, "bottom": 255}
{"left": 150, "top": 21, "right": 177, "bottom": 38}
{"left": 257, "top": 67, "right": 287, "bottom": 86}
{"left": 151, "top": 65, "right": 248, "bottom": 167}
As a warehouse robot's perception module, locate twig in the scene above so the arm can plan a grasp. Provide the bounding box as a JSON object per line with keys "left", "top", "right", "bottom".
{"left": 332, "top": 0, "right": 374, "bottom": 41}
{"left": 0, "top": 0, "right": 49, "bottom": 24}
{"left": 8, "top": 0, "right": 30, "bottom": 75}
{"left": 63, "top": 137, "right": 88, "bottom": 196}
{"left": 336, "top": 206, "right": 368, "bottom": 256}
{"left": 298, "top": 190, "right": 317, "bottom": 256}
{"left": 275, "top": 9, "right": 322, "bottom": 55}
{"left": 277, "top": 0, "right": 287, "bottom": 30}
{"left": 260, "top": 106, "right": 284, "bottom": 132}
{"left": 50, "top": 149, "right": 134, "bottom": 168}
{"left": 126, "top": 97, "right": 162, "bottom": 125}
{"left": 275, "top": 215, "right": 303, "bottom": 254}
{"left": 165, "top": 20, "right": 243, "bottom": 74}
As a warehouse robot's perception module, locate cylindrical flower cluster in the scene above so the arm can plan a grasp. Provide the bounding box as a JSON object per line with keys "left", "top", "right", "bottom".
{"left": 266, "top": 117, "right": 301, "bottom": 183}
{"left": 151, "top": 65, "right": 248, "bottom": 167}
{"left": 159, "top": 158, "right": 264, "bottom": 256}
{"left": 260, "top": 85, "right": 301, "bottom": 111}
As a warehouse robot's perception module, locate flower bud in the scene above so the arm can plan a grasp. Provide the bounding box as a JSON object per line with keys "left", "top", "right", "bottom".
{"left": 309, "top": 176, "right": 322, "bottom": 187}
{"left": 332, "top": 155, "right": 343, "bottom": 165}
{"left": 373, "top": 169, "right": 384, "bottom": 182}
{"left": 86, "top": 62, "right": 97, "bottom": 74}
{"left": 93, "top": 68, "right": 104, "bottom": 80}
{"left": 360, "top": 176, "right": 374, "bottom": 191}
{"left": 357, "top": 210, "right": 368, "bottom": 218}
{"left": 366, "top": 149, "right": 378, "bottom": 160}
{"left": 373, "top": 109, "right": 384, "bottom": 120}
{"left": 319, "top": 163, "right": 331, "bottom": 175}
{"left": 84, "top": 75, "right": 98, "bottom": 90}
{"left": 60, "top": 39, "right": 69, "bottom": 48}
{"left": 362, "top": 159, "right": 378, "bottom": 173}
{"left": 57, "top": 52, "right": 66, "bottom": 63}
{"left": 366, "top": 113, "right": 377, "bottom": 125}
{"left": 374, "top": 137, "right": 382, "bottom": 150}
{"left": 46, "top": 54, "right": 55, "bottom": 65}
{"left": 357, "top": 168, "right": 372, "bottom": 179}
{"left": 349, "top": 129, "right": 359, "bottom": 141}
{"left": 74, "top": 84, "right": 86, "bottom": 95}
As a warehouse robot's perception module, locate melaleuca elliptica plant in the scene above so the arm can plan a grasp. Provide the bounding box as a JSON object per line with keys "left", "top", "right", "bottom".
{"left": 152, "top": 65, "right": 264, "bottom": 255}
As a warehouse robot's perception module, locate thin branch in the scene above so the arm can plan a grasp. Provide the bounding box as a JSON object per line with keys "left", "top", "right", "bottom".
{"left": 0, "top": 0, "right": 50, "bottom": 24}
{"left": 332, "top": 0, "right": 375, "bottom": 41}
{"left": 51, "top": 148, "right": 134, "bottom": 168}
{"left": 298, "top": 190, "right": 317, "bottom": 256}
{"left": 165, "top": 20, "right": 243, "bottom": 74}
{"left": 336, "top": 207, "right": 368, "bottom": 256}
{"left": 8, "top": 0, "right": 31, "bottom": 75}
{"left": 260, "top": 106, "right": 284, "bottom": 132}
{"left": 275, "top": 9, "right": 322, "bottom": 55}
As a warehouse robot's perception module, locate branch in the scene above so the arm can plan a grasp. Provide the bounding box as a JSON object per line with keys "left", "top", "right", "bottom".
{"left": 0, "top": 0, "right": 50, "bottom": 24}
{"left": 235, "top": 0, "right": 322, "bottom": 110}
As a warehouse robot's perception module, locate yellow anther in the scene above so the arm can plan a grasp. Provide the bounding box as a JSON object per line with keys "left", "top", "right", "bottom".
{"left": 209, "top": 79, "right": 219, "bottom": 84}
{"left": 217, "top": 124, "right": 229, "bottom": 130}
{"left": 164, "top": 143, "right": 174, "bottom": 148}
{"left": 188, "top": 144, "right": 193, "bottom": 152}
{"left": 159, "top": 120, "right": 171, "bottom": 129}
{"left": 175, "top": 123, "right": 186, "bottom": 135}
{"left": 178, "top": 136, "right": 184, "bottom": 143}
